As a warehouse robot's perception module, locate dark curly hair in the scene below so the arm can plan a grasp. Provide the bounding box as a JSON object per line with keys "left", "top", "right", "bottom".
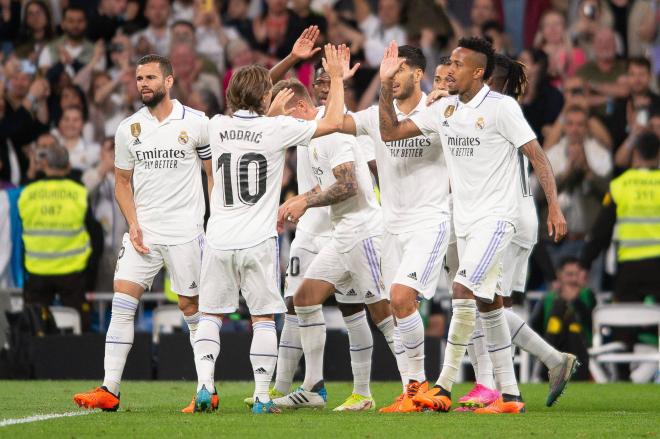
{"left": 457, "top": 37, "right": 495, "bottom": 80}
{"left": 491, "top": 54, "right": 528, "bottom": 102}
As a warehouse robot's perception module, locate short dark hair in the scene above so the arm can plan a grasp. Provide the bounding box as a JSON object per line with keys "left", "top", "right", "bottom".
{"left": 438, "top": 56, "right": 451, "bottom": 66}
{"left": 558, "top": 256, "right": 580, "bottom": 270}
{"left": 63, "top": 6, "right": 86, "bottom": 19}
{"left": 457, "top": 36, "right": 495, "bottom": 80}
{"left": 137, "top": 54, "right": 173, "bottom": 78}
{"left": 272, "top": 78, "right": 314, "bottom": 108}
{"left": 628, "top": 57, "right": 652, "bottom": 72}
{"left": 481, "top": 19, "right": 503, "bottom": 34}
{"left": 634, "top": 132, "right": 660, "bottom": 161}
{"left": 398, "top": 45, "right": 426, "bottom": 72}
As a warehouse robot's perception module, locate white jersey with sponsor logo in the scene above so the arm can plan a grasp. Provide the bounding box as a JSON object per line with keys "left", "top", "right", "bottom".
{"left": 410, "top": 85, "right": 537, "bottom": 235}
{"left": 114, "top": 99, "right": 209, "bottom": 245}
{"left": 351, "top": 93, "right": 450, "bottom": 234}
{"left": 206, "top": 110, "right": 317, "bottom": 250}
{"left": 307, "top": 125, "right": 382, "bottom": 252}
{"left": 514, "top": 154, "right": 539, "bottom": 248}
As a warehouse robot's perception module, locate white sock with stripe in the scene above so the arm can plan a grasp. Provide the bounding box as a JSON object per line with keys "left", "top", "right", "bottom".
{"left": 193, "top": 315, "right": 222, "bottom": 392}
{"left": 436, "top": 299, "right": 476, "bottom": 392}
{"left": 466, "top": 341, "right": 478, "bottom": 381}
{"left": 474, "top": 313, "right": 496, "bottom": 389}
{"left": 344, "top": 310, "right": 373, "bottom": 397}
{"left": 103, "top": 293, "right": 139, "bottom": 395}
{"left": 295, "top": 305, "right": 326, "bottom": 391}
{"left": 398, "top": 311, "right": 426, "bottom": 383}
{"left": 251, "top": 320, "right": 278, "bottom": 402}
{"left": 481, "top": 308, "right": 520, "bottom": 396}
{"left": 274, "top": 314, "right": 302, "bottom": 394}
{"left": 183, "top": 311, "right": 200, "bottom": 350}
{"left": 505, "top": 308, "right": 563, "bottom": 369}
{"left": 378, "top": 316, "right": 408, "bottom": 390}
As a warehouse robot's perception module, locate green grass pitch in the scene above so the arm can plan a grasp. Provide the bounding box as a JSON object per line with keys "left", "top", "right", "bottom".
{"left": 0, "top": 381, "right": 658, "bottom": 438}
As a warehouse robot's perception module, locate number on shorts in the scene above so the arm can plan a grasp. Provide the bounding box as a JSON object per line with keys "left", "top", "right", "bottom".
{"left": 289, "top": 256, "right": 300, "bottom": 276}
{"left": 216, "top": 152, "right": 268, "bottom": 206}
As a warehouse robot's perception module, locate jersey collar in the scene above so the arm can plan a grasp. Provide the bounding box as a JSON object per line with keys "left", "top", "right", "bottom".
{"left": 461, "top": 84, "right": 490, "bottom": 109}
{"left": 394, "top": 93, "right": 427, "bottom": 117}
{"left": 233, "top": 109, "right": 263, "bottom": 119}
{"left": 141, "top": 99, "right": 185, "bottom": 124}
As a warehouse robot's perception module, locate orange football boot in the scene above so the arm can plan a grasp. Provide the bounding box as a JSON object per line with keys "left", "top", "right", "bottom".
{"left": 413, "top": 385, "right": 452, "bottom": 412}
{"left": 474, "top": 396, "right": 525, "bottom": 414}
{"left": 73, "top": 386, "right": 120, "bottom": 411}
{"left": 378, "top": 392, "right": 405, "bottom": 413}
{"left": 394, "top": 381, "right": 428, "bottom": 413}
{"left": 181, "top": 393, "right": 219, "bottom": 413}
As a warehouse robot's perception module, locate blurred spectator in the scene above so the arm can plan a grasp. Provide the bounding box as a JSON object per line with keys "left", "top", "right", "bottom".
{"left": 172, "top": 0, "right": 194, "bottom": 22}
{"left": 0, "top": 0, "right": 20, "bottom": 43}
{"left": 18, "top": 143, "right": 94, "bottom": 329}
{"left": 87, "top": 71, "right": 130, "bottom": 141}
{"left": 223, "top": 38, "right": 274, "bottom": 94}
{"left": 169, "top": 40, "right": 222, "bottom": 110}
{"left": 106, "top": 32, "right": 133, "bottom": 80}
{"left": 223, "top": 0, "right": 258, "bottom": 47}
{"left": 38, "top": 6, "right": 103, "bottom": 74}
{"left": 291, "top": 0, "right": 327, "bottom": 35}
{"left": 609, "top": 57, "right": 660, "bottom": 160}
{"left": 51, "top": 106, "right": 100, "bottom": 173}
{"left": 544, "top": 105, "right": 612, "bottom": 263}
{"left": 132, "top": 0, "right": 172, "bottom": 57}
{"left": 500, "top": 0, "right": 553, "bottom": 54}
{"left": 356, "top": 0, "right": 406, "bottom": 68}
{"left": 49, "top": 84, "right": 93, "bottom": 141}
{"left": 534, "top": 9, "right": 587, "bottom": 86}
{"left": 13, "top": 0, "right": 55, "bottom": 62}
{"left": 570, "top": 0, "right": 616, "bottom": 59}
{"left": 190, "top": 3, "right": 230, "bottom": 75}
{"left": 252, "top": 0, "right": 305, "bottom": 59}
{"left": 519, "top": 48, "right": 564, "bottom": 145}
{"left": 532, "top": 256, "right": 595, "bottom": 380}
{"left": 87, "top": 0, "right": 128, "bottom": 43}
{"left": 467, "top": 0, "right": 499, "bottom": 38}
{"left": 543, "top": 75, "right": 613, "bottom": 150}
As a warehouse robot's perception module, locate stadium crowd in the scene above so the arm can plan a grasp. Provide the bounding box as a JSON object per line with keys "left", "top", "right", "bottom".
{"left": 0, "top": 0, "right": 658, "bottom": 383}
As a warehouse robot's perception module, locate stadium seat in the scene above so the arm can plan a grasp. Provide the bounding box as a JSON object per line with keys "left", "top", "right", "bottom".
{"left": 49, "top": 306, "right": 82, "bottom": 335}
{"left": 589, "top": 304, "right": 660, "bottom": 383}
{"left": 152, "top": 304, "right": 184, "bottom": 344}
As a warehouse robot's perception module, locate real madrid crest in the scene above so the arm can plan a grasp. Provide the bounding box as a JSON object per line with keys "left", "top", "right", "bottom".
{"left": 130, "top": 123, "right": 141, "bottom": 138}
{"left": 444, "top": 105, "right": 455, "bottom": 118}
{"left": 475, "top": 117, "right": 485, "bottom": 130}
{"left": 178, "top": 130, "right": 189, "bottom": 145}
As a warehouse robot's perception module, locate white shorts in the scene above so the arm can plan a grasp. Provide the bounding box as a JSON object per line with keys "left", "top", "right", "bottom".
{"left": 454, "top": 220, "right": 515, "bottom": 303}
{"left": 114, "top": 233, "right": 204, "bottom": 297}
{"left": 500, "top": 242, "right": 534, "bottom": 296}
{"left": 199, "top": 237, "right": 286, "bottom": 315}
{"left": 444, "top": 240, "right": 459, "bottom": 287}
{"left": 382, "top": 222, "right": 450, "bottom": 300}
{"left": 304, "top": 235, "right": 384, "bottom": 305}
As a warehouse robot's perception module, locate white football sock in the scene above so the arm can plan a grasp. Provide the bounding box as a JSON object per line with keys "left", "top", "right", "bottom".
{"left": 436, "top": 299, "right": 476, "bottom": 392}
{"left": 274, "top": 314, "right": 302, "bottom": 394}
{"left": 193, "top": 315, "right": 222, "bottom": 392}
{"left": 505, "top": 308, "right": 563, "bottom": 369}
{"left": 295, "top": 305, "right": 326, "bottom": 391}
{"left": 251, "top": 320, "right": 278, "bottom": 402}
{"left": 481, "top": 308, "right": 519, "bottom": 396}
{"left": 344, "top": 310, "right": 373, "bottom": 397}
{"left": 397, "top": 311, "right": 426, "bottom": 383}
{"left": 466, "top": 341, "right": 478, "bottom": 381}
{"left": 103, "top": 293, "right": 138, "bottom": 395}
{"left": 183, "top": 311, "right": 200, "bottom": 350}
{"left": 378, "top": 316, "right": 408, "bottom": 390}
{"left": 474, "top": 313, "right": 495, "bottom": 389}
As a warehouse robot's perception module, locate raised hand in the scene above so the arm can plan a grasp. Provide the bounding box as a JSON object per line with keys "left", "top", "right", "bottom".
{"left": 380, "top": 40, "right": 404, "bottom": 81}
{"left": 321, "top": 44, "right": 343, "bottom": 79}
{"left": 267, "top": 87, "right": 295, "bottom": 117}
{"left": 340, "top": 44, "right": 360, "bottom": 80}
{"left": 291, "top": 25, "right": 322, "bottom": 60}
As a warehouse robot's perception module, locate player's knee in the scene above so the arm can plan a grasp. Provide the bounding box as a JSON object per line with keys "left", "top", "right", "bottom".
{"left": 367, "top": 300, "right": 391, "bottom": 323}
{"left": 390, "top": 285, "right": 416, "bottom": 317}
{"left": 451, "top": 282, "right": 472, "bottom": 300}
{"left": 177, "top": 295, "right": 198, "bottom": 315}
{"left": 338, "top": 303, "right": 363, "bottom": 317}
{"left": 502, "top": 295, "right": 513, "bottom": 308}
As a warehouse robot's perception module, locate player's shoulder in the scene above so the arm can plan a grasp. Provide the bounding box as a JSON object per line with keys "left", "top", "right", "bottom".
{"left": 182, "top": 105, "right": 207, "bottom": 119}
{"left": 486, "top": 91, "right": 518, "bottom": 109}
{"left": 116, "top": 107, "right": 146, "bottom": 132}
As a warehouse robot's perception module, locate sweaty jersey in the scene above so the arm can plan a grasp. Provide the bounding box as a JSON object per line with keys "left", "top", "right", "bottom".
{"left": 352, "top": 93, "right": 450, "bottom": 234}
{"left": 114, "top": 100, "right": 209, "bottom": 245}
{"left": 410, "top": 85, "right": 536, "bottom": 235}
{"left": 514, "top": 153, "right": 539, "bottom": 248}
{"left": 206, "top": 110, "right": 317, "bottom": 250}
{"left": 308, "top": 127, "right": 382, "bottom": 252}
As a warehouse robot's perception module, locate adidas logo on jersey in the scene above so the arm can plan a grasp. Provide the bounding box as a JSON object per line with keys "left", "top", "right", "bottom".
{"left": 458, "top": 269, "right": 467, "bottom": 277}
{"left": 346, "top": 289, "right": 357, "bottom": 296}
{"left": 365, "top": 291, "right": 374, "bottom": 298}
{"left": 407, "top": 272, "right": 417, "bottom": 280}
{"left": 254, "top": 367, "right": 268, "bottom": 374}
{"left": 189, "top": 281, "right": 197, "bottom": 289}
{"left": 133, "top": 138, "right": 141, "bottom": 145}
{"left": 201, "top": 354, "right": 214, "bottom": 362}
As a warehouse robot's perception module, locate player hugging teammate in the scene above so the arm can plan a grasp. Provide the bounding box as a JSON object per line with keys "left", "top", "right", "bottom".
{"left": 73, "top": 27, "right": 577, "bottom": 415}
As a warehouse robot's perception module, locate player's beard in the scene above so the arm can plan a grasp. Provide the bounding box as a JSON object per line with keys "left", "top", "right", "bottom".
{"left": 141, "top": 87, "right": 166, "bottom": 107}
{"left": 395, "top": 77, "right": 415, "bottom": 100}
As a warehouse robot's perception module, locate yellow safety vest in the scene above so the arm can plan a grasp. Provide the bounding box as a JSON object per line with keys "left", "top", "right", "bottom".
{"left": 18, "top": 178, "right": 91, "bottom": 275}
{"left": 609, "top": 168, "right": 660, "bottom": 262}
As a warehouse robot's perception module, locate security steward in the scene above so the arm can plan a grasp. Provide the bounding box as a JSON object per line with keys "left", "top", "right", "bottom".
{"left": 18, "top": 144, "right": 94, "bottom": 330}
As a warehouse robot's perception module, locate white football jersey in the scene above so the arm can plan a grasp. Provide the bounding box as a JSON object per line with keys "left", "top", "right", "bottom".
{"left": 514, "top": 153, "right": 538, "bottom": 248}
{"left": 410, "top": 85, "right": 536, "bottom": 235}
{"left": 206, "top": 110, "right": 317, "bottom": 250}
{"left": 114, "top": 100, "right": 209, "bottom": 245}
{"left": 307, "top": 129, "right": 382, "bottom": 252}
{"left": 351, "top": 93, "right": 450, "bottom": 235}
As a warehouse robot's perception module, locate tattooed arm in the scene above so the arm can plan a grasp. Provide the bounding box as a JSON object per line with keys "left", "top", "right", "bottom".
{"left": 279, "top": 162, "right": 358, "bottom": 224}
{"left": 520, "top": 139, "right": 568, "bottom": 242}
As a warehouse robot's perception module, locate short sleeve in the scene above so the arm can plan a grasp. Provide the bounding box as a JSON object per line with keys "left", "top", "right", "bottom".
{"left": 359, "top": 135, "right": 376, "bottom": 162}
{"left": 351, "top": 107, "right": 377, "bottom": 137}
{"left": 496, "top": 96, "right": 537, "bottom": 149}
{"left": 114, "top": 123, "right": 134, "bottom": 170}
{"left": 326, "top": 134, "right": 356, "bottom": 169}
{"left": 409, "top": 101, "right": 442, "bottom": 137}
{"left": 196, "top": 116, "right": 211, "bottom": 160}
{"left": 277, "top": 116, "right": 318, "bottom": 150}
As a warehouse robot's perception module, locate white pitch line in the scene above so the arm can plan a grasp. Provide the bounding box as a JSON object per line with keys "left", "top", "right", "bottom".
{"left": 0, "top": 411, "right": 92, "bottom": 427}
